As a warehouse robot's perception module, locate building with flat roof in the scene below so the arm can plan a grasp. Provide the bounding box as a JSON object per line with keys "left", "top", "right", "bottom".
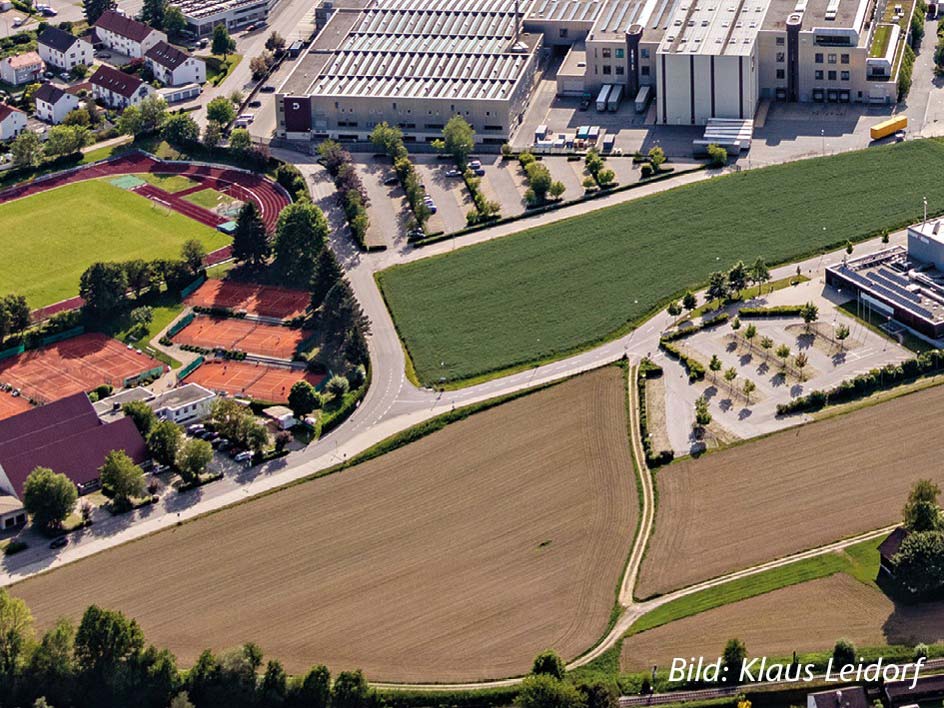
{"left": 277, "top": 0, "right": 544, "bottom": 144}
{"left": 171, "top": 0, "right": 280, "bottom": 36}
{"left": 95, "top": 383, "right": 216, "bottom": 424}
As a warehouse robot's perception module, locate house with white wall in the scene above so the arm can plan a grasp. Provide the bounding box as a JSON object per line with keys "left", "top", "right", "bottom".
{"left": 37, "top": 26, "right": 94, "bottom": 71}
{"left": 145, "top": 40, "right": 206, "bottom": 86}
{"left": 0, "top": 104, "right": 27, "bottom": 141}
{"left": 33, "top": 83, "right": 81, "bottom": 124}
{"left": 89, "top": 65, "right": 155, "bottom": 108}
{"left": 93, "top": 10, "right": 166, "bottom": 58}
{"left": 0, "top": 52, "right": 45, "bottom": 86}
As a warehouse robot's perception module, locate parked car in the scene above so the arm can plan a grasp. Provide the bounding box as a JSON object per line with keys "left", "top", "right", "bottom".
{"left": 96, "top": 51, "right": 111, "bottom": 58}
{"left": 248, "top": 99, "right": 262, "bottom": 108}
{"left": 383, "top": 175, "right": 399, "bottom": 186}
{"left": 472, "top": 167, "right": 485, "bottom": 176}
{"left": 49, "top": 536, "right": 68, "bottom": 549}
{"left": 44, "top": 71, "right": 55, "bottom": 79}
{"left": 444, "top": 168, "right": 461, "bottom": 177}
{"left": 468, "top": 159, "right": 482, "bottom": 169}
{"left": 59, "top": 72, "right": 70, "bottom": 81}
{"left": 199, "top": 38, "right": 209, "bottom": 48}
{"left": 42, "top": 8, "right": 57, "bottom": 16}
{"left": 245, "top": 23, "right": 257, "bottom": 30}
{"left": 187, "top": 423, "right": 205, "bottom": 434}
{"left": 12, "top": 17, "right": 23, "bottom": 27}
{"left": 407, "top": 228, "right": 425, "bottom": 239}
{"left": 260, "top": 84, "right": 276, "bottom": 92}
{"left": 212, "top": 438, "right": 230, "bottom": 450}
{"left": 234, "top": 451, "right": 252, "bottom": 463}
{"left": 578, "top": 96, "right": 591, "bottom": 111}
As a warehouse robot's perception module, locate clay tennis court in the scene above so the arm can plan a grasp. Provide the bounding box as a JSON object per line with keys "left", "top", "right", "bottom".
{"left": 0, "top": 334, "right": 163, "bottom": 404}
{"left": 185, "top": 280, "right": 310, "bottom": 320}
{"left": 184, "top": 360, "right": 323, "bottom": 402}
{"left": 0, "top": 391, "right": 31, "bottom": 420}
{"left": 173, "top": 316, "right": 307, "bottom": 359}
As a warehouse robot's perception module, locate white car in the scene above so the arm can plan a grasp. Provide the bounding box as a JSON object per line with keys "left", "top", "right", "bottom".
{"left": 234, "top": 451, "right": 252, "bottom": 463}
{"left": 12, "top": 17, "right": 23, "bottom": 27}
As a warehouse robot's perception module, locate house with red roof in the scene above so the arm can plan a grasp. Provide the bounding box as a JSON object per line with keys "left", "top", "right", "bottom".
{"left": 93, "top": 10, "right": 166, "bottom": 58}
{"left": 0, "top": 103, "right": 27, "bottom": 142}
{"left": 90, "top": 64, "right": 156, "bottom": 109}
{"left": 0, "top": 392, "right": 149, "bottom": 513}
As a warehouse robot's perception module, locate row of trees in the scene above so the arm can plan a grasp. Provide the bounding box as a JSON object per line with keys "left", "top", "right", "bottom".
{"left": 370, "top": 122, "right": 430, "bottom": 233}
{"left": 667, "top": 258, "right": 772, "bottom": 317}
{"left": 9, "top": 125, "right": 94, "bottom": 169}
{"left": 518, "top": 152, "right": 565, "bottom": 206}
{"left": 124, "top": 402, "right": 214, "bottom": 484}
{"left": 583, "top": 149, "right": 615, "bottom": 190}
{"left": 317, "top": 140, "right": 371, "bottom": 249}
{"left": 0, "top": 588, "right": 385, "bottom": 708}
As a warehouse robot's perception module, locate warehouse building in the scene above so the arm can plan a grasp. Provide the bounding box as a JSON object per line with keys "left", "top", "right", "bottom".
{"left": 171, "top": 0, "right": 281, "bottom": 36}
{"left": 276, "top": 0, "right": 543, "bottom": 144}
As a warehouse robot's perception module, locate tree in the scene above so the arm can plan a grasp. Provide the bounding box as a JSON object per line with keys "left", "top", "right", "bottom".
{"left": 881, "top": 229, "right": 890, "bottom": 245}
{"left": 163, "top": 4, "right": 186, "bottom": 37}
{"left": 296, "top": 665, "right": 331, "bottom": 708}
{"left": 584, "top": 149, "right": 603, "bottom": 178}
{"left": 731, "top": 316, "right": 741, "bottom": 332}
{"left": 274, "top": 201, "right": 329, "bottom": 283}
{"left": 82, "top": 0, "right": 113, "bottom": 24}
{"left": 10, "top": 131, "right": 43, "bottom": 168}
{"left": 800, "top": 301, "right": 819, "bottom": 332}
{"left": 904, "top": 479, "right": 943, "bottom": 532}
{"left": 260, "top": 659, "right": 288, "bottom": 706}
{"left": 311, "top": 249, "right": 344, "bottom": 308}
{"left": 162, "top": 113, "right": 199, "bottom": 147}
{"left": 250, "top": 52, "right": 273, "bottom": 80}
{"left": 776, "top": 344, "right": 791, "bottom": 369}
{"left": 181, "top": 239, "right": 206, "bottom": 274}
{"left": 846, "top": 240, "right": 854, "bottom": 255}
{"left": 232, "top": 201, "right": 269, "bottom": 266}
{"left": 709, "top": 354, "right": 722, "bottom": 381}
{"left": 1, "top": 294, "right": 29, "bottom": 337}
{"left": 148, "top": 419, "right": 183, "bottom": 469}
{"left": 177, "top": 439, "right": 213, "bottom": 483}
{"left": 44, "top": 125, "right": 89, "bottom": 157}
{"left": 892, "top": 530, "right": 944, "bottom": 595}
{"left": 648, "top": 146, "right": 666, "bottom": 171}
{"left": 123, "top": 400, "right": 157, "bottom": 437}
{"left": 229, "top": 128, "right": 252, "bottom": 154}
{"left": 206, "top": 96, "right": 236, "bottom": 125}
{"left": 74, "top": 605, "right": 144, "bottom": 686}
{"left": 722, "top": 638, "right": 747, "bottom": 680}
{"left": 515, "top": 674, "right": 586, "bottom": 708}
{"left": 760, "top": 336, "right": 773, "bottom": 360}
{"left": 835, "top": 323, "right": 850, "bottom": 351}
{"left": 140, "top": 0, "right": 165, "bottom": 28}
{"left": 532, "top": 650, "right": 565, "bottom": 680}
{"left": 99, "top": 450, "right": 146, "bottom": 507}
{"left": 24, "top": 618, "right": 75, "bottom": 708}
{"left": 332, "top": 670, "right": 370, "bottom": 708}
{"left": 682, "top": 291, "right": 697, "bottom": 312}
{"left": 274, "top": 430, "right": 292, "bottom": 452}
{"left": 0, "top": 588, "right": 33, "bottom": 683}
{"left": 123, "top": 259, "right": 157, "bottom": 298}
{"left": 170, "top": 692, "right": 195, "bottom": 708}
{"left": 724, "top": 367, "right": 738, "bottom": 388}
{"left": 667, "top": 301, "right": 681, "bottom": 317}
{"left": 578, "top": 682, "right": 617, "bottom": 708}
{"left": 742, "top": 378, "right": 756, "bottom": 403}
{"left": 728, "top": 261, "right": 748, "bottom": 297}
{"left": 694, "top": 395, "right": 712, "bottom": 427}
{"left": 288, "top": 380, "right": 321, "bottom": 418}
{"left": 203, "top": 119, "right": 222, "bottom": 148}
{"left": 130, "top": 305, "right": 153, "bottom": 330}
{"left": 211, "top": 23, "right": 235, "bottom": 57}
{"left": 832, "top": 639, "right": 856, "bottom": 667}
{"left": 549, "top": 180, "right": 566, "bottom": 200}
{"left": 706, "top": 143, "right": 727, "bottom": 167}
{"left": 22, "top": 467, "right": 77, "bottom": 532}
{"left": 369, "top": 122, "right": 407, "bottom": 159}
{"left": 744, "top": 323, "right": 757, "bottom": 348}
{"left": 707, "top": 271, "right": 728, "bottom": 307}
{"left": 795, "top": 351, "right": 809, "bottom": 380}
{"left": 265, "top": 31, "right": 286, "bottom": 52}
{"left": 750, "top": 257, "right": 770, "bottom": 293}
{"left": 117, "top": 106, "right": 145, "bottom": 137}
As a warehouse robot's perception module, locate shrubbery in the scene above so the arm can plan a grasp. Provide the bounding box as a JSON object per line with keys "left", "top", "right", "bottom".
{"left": 317, "top": 140, "right": 371, "bottom": 249}
{"left": 637, "top": 362, "right": 674, "bottom": 467}
{"left": 737, "top": 305, "right": 805, "bottom": 318}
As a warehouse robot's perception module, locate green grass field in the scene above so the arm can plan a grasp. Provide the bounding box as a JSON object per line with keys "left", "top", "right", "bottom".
{"left": 138, "top": 172, "right": 200, "bottom": 193}
{"left": 1, "top": 180, "right": 229, "bottom": 308}
{"left": 184, "top": 187, "right": 236, "bottom": 210}
{"left": 378, "top": 140, "right": 944, "bottom": 385}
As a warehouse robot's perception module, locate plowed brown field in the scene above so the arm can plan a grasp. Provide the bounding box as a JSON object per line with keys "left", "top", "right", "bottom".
{"left": 637, "top": 384, "right": 944, "bottom": 598}
{"left": 11, "top": 367, "right": 636, "bottom": 681}
{"left": 622, "top": 573, "right": 944, "bottom": 670}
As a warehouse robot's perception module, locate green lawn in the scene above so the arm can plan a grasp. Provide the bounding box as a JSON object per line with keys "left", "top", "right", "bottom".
{"left": 1, "top": 180, "right": 229, "bottom": 308}
{"left": 870, "top": 24, "right": 893, "bottom": 58}
{"left": 378, "top": 140, "right": 944, "bottom": 386}
{"left": 107, "top": 299, "right": 184, "bottom": 368}
{"left": 184, "top": 187, "right": 236, "bottom": 210}
{"left": 138, "top": 172, "right": 200, "bottom": 193}
{"left": 628, "top": 537, "right": 881, "bottom": 636}
{"left": 200, "top": 54, "right": 242, "bottom": 86}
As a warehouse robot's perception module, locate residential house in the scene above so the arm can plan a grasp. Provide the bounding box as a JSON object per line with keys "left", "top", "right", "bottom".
{"left": 37, "top": 26, "right": 94, "bottom": 71}
{"left": 0, "top": 51, "right": 45, "bottom": 86}
{"left": 94, "top": 383, "right": 216, "bottom": 424}
{"left": 0, "top": 393, "right": 149, "bottom": 500}
{"left": 807, "top": 688, "right": 869, "bottom": 708}
{"left": 145, "top": 40, "right": 205, "bottom": 86}
{"left": 89, "top": 65, "right": 155, "bottom": 108}
{"left": 93, "top": 10, "right": 166, "bottom": 58}
{"left": 0, "top": 495, "right": 26, "bottom": 531}
{"left": 33, "top": 83, "right": 81, "bottom": 124}
{"left": 0, "top": 103, "right": 27, "bottom": 141}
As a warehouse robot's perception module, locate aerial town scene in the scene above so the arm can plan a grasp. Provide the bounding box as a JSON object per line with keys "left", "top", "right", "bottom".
{"left": 1, "top": 0, "right": 944, "bottom": 704}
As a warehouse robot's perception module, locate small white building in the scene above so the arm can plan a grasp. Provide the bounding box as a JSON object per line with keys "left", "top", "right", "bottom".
{"left": 33, "top": 83, "right": 81, "bottom": 125}
{"left": 37, "top": 26, "right": 94, "bottom": 71}
{"left": 0, "top": 52, "right": 45, "bottom": 86}
{"left": 0, "top": 104, "right": 27, "bottom": 142}
{"left": 89, "top": 65, "right": 155, "bottom": 109}
{"left": 262, "top": 405, "right": 297, "bottom": 430}
{"left": 0, "top": 495, "right": 26, "bottom": 530}
{"left": 145, "top": 41, "right": 206, "bottom": 86}
{"left": 151, "top": 384, "right": 216, "bottom": 424}
{"left": 93, "top": 10, "right": 167, "bottom": 58}
{"left": 158, "top": 82, "right": 201, "bottom": 103}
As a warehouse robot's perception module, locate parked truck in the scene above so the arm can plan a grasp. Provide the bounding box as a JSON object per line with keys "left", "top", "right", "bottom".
{"left": 870, "top": 115, "right": 907, "bottom": 141}
{"left": 596, "top": 84, "right": 612, "bottom": 112}
{"left": 634, "top": 85, "right": 652, "bottom": 113}
{"left": 607, "top": 84, "right": 623, "bottom": 112}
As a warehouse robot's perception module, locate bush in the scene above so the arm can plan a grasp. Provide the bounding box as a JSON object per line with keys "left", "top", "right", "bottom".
{"left": 3, "top": 540, "right": 27, "bottom": 555}
{"left": 641, "top": 163, "right": 653, "bottom": 178}
{"left": 660, "top": 340, "right": 705, "bottom": 381}
{"left": 738, "top": 305, "right": 805, "bottom": 318}
{"left": 325, "top": 374, "right": 350, "bottom": 398}
{"left": 661, "top": 313, "right": 729, "bottom": 342}
{"left": 637, "top": 363, "right": 674, "bottom": 468}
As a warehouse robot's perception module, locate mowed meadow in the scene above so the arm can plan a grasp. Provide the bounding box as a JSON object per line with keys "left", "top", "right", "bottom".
{"left": 0, "top": 180, "right": 228, "bottom": 308}
{"left": 636, "top": 384, "right": 944, "bottom": 599}
{"left": 12, "top": 367, "right": 637, "bottom": 682}
{"left": 379, "top": 139, "right": 944, "bottom": 385}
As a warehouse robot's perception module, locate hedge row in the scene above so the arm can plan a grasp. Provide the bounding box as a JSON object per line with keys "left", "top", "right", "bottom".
{"left": 661, "top": 312, "right": 730, "bottom": 342}
{"left": 738, "top": 305, "right": 805, "bottom": 318}
{"left": 317, "top": 141, "right": 371, "bottom": 250}
{"left": 637, "top": 361, "right": 674, "bottom": 468}
{"left": 777, "top": 348, "right": 944, "bottom": 415}
{"left": 192, "top": 305, "right": 247, "bottom": 318}
{"left": 660, "top": 341, "right": 705, "bottom": 382}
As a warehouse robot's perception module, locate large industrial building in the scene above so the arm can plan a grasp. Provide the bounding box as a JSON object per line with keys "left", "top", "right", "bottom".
{"left": 171, "top": 0, "right": 280, "bottom": 36}
{"left": 277, "top": 0, "right": 910, "bottom": 142}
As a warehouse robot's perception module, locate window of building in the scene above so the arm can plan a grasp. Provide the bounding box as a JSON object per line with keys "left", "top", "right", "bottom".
{"left": 776, "top": 68, "right": 785, "bottom": 79}
{"left": 828, "top": 53, "right": 837, "bottom": 63}
{"left": 776, "top": 35, "right": 784, "bottom": 45}
{"left": 603, "top": 64, "right": 612, "bottom": 74}
{"left": 815, "top": 69, "right": 823, "bottom": 79}
{"left": 840, "top": 70, "right": 849, "bottom": 80}
{"left": 828, "top": 70, "right": 837, "bottom": 80}
{"left": 484, "top": 124, "right": 503, "bottom": 131}
{"left": 616, "top": 48, "right": 625, "bottom": 58}
{"left": 815, "top": 52, "right": 823, "bottom": 63}
{"left": 616, "top": 65, "right": 625, "bottom": 74}
{"left": 841, "top": 53, "right": 849, "bottom": 64}
{"left": 602, "top": 48, "right": 611, "bottom": 58}
{"left": 641, "top": 48, "right": 650, "bottom": 58}
{"left": 559, "top": 28, "right": 568, "bottom": 38}
{"left": 641, "top": 65, "right": 650, "bottom": 75}
{"left": 776, "top": 51, "right": 784, "bottom": 62}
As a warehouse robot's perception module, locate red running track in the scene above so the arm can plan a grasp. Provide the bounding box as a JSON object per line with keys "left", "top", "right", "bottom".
{"left": 133, "top": 183, "right": 228, "bottom": 229}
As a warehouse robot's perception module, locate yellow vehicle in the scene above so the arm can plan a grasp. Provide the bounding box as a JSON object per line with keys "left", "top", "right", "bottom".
{"left": 870, "top": 115, "right": 907, "bottom": 141}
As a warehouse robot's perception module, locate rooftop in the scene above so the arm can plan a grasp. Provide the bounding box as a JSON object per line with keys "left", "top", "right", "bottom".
{"left": 0, "top": 103, "right": 24, "bottom": 121}
{"left": 93, "top": 386, "right": 154, "bottom": 419}
{"left": 90, "top": 64, "right": 146, "bottom": 98}
{"left": 151, "top": 383, "right": 215, "bottom": 411}
{"left": 33, "top": 82, "right": 69, "bottom": 105}
{"left": 171, "top": 0, "right": 269, "bottom": 21}
{"left": 878, "top": 526, "right": 909, "bottom": 562}
{"left": 0, "top": 495, "right": 23, "bottom": 515}
{"left": 146, "top": 40, "right": 192, "bottom": 70}
{"left": 659, "top": 0, "right": 771, "bottom": 56}
{"left": 5, "top": 52, "right": 44, "bottom": 69}
{"left": 808, "top": 688, "right": 869, "bottom": 708}
{"left": 37, "top": 26, "right": 84, "bottom": 53}
{"left": 94, "top": 10, "right": 158, "bottom": 42}
{"left": 763, "top": 0, "right": 871, "bottom": 32}
{"left": 526, "top": 0, "right": 603, "bottom": 23}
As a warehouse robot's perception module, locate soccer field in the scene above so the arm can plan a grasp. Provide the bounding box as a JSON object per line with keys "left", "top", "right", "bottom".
{"left": 378, "top": 139, "right": 944, "bottom": 385}
{"left": 0, "top": 180, "right": 229, "bottom": 308}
